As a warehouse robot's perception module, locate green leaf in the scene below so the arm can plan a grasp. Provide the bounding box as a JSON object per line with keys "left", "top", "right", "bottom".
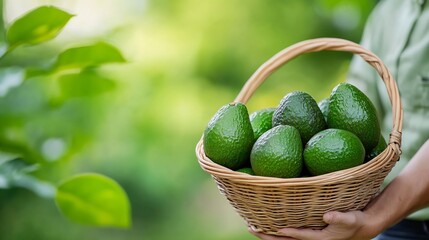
{"left": 55, "top": 173, "right": 131, "bottom": 228}
{"left": 0, "top": 158, "right": 56, "bottom": 198}
{"left": 53, "top": 42, "right": 126, "bottom": 71}
{"left": 59, "top": 70, "right": 116, "bottom": 98}
{"left": 6, "top": 6, "right": 73, "bottom": 48}
{"left": 0, "top": 152, "right": 18, "bottom": 166}
{"left": 25, "top": 67, "right": 50, "bottom": 79}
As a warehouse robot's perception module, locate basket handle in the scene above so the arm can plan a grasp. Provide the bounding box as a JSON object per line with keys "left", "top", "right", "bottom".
{"left": 234, "top": 38, "right": 403, "bottom": 154}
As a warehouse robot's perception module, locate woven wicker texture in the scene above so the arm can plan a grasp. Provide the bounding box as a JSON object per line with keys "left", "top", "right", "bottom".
{"left": 196, "top": 38, "right": 403, "bottom": 236}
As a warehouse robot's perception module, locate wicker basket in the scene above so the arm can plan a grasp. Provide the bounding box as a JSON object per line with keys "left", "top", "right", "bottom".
{"left": 195, "top": 38, "right": 403, "bottom": 235}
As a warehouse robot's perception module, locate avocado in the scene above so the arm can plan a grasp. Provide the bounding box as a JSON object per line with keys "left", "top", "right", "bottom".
{"left": 250, "top": 108, "right": 275, "bottom": 140}
{"left": 304, "top": 128, "right": 365, "bottom": 176}
{"left": 273, "top": 91, "right": 327, "bottom": 143}
{"left": 327, "top": 83, "right": 381, "bottom": 152}
{"left": 318, "top": 98, "right": 329, "bottom": 121}
{"left": 366, "top": 135, "right": 387, "bottom": 162}
{"left": 236, "top": 167, "right": 255, "bottom": 175}
{"left": 203, "top": 102, "right": 254, "bottom": 170}
{"left": 250, "top": 125, "right": 303, "bottom": 178}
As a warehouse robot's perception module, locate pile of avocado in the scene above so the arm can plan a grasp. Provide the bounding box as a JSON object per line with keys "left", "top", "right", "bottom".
{"left": 203, "top": 83, "right": 387, "bottom": 178}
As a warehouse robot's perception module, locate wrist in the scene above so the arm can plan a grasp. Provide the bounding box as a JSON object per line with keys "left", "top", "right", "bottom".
{"left": 358, "top": 210, "right": 386, "bottom": 238}
{"left": 359, "top": 177, "right": 413, "bottom": 237}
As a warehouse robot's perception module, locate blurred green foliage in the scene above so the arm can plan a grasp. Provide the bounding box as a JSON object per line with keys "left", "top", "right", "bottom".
{"left": 0, "top": 2, "right": 131, "bottom": 230}
{"left": 0, "top": 0, "right": 376, "bottom": 239}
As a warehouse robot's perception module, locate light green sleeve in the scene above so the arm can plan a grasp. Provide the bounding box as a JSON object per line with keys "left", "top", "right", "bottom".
{"left": 346, "top": 2, "right": 384, "bottom": 118}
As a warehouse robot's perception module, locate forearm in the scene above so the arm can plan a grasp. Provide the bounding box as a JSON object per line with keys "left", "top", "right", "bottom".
{"left": 363, "top": 139, "right": 429, "bottom": 234}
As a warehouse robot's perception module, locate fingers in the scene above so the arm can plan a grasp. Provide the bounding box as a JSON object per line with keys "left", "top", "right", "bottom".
{"left": 276, "top": 227, "right": 321, "bottom": 240}
{"left": 324, "top": 211, "right": 357, "bottom": 226}
{"left": 248, "top": 228, "right": 298, "bottom": 240}
{"left": 249, "top": 211, "right": 361, "bottom": 240}
{"left": 275, "top": 212, "right": 363, "bottom": 240}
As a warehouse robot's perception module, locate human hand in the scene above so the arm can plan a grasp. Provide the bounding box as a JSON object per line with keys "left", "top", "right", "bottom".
{"left": 249, "top": 211, "right": 378, "bottom": 240}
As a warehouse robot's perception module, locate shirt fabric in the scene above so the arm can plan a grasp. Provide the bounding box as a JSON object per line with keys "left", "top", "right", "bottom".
{"left": 347, "top": 0, "right": 429, "bottom": 220}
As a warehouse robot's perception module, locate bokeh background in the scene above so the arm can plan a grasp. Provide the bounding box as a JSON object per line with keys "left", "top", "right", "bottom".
{"left": 0, "top": 0, "right": 376, "bottom": 239}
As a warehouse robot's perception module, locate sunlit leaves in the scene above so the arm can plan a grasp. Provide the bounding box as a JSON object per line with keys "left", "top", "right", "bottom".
{"left": 55, "top": 173, "right": 131, "bottom": 228}
{"left": 0, "top": 4, "right": 132, "bottom": 230}
{"left": 6, "top": 6, "right": 73, "bottom": 48}
{"left": 59, "top": 70, "right": 116, "bottom": 98}
{"left": 53, "top": 42, "right": 126, "bottom": 71}
{"left": 0, "top": 158, "right": 56, "bottom": 198}
{"left": 24, "top": 42, "right": 124, "bottom": 100}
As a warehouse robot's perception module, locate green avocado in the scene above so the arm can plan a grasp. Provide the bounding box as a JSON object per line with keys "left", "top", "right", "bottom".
{"left": 203, "top": 102, "right": 254, "bottom": 170}
{"left": 318, "top": 98, "right": 330, "bottom": 121}
{"left": 250, "top": 125, "right": 303, "bottom": 178}
{"left": 250, "top": 108, "right": 275, "bottom": 140}
{"left": 304, "top": 128, "right": 365, "bottom": 176}
{"left": 272, "top": 91, "right": 326, "bottom": 144}
{"left": 366, "top": 135, "right": 388, "bottom": 162}
{"left": 327, "top": 83, "right": 381, "bottom": 152}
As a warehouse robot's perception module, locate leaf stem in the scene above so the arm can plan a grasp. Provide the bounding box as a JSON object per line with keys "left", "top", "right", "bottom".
{"left": 0, "top": 45, "right": 16, "bottom": 62}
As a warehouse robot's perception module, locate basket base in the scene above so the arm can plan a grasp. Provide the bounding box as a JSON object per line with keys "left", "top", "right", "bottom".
{"left": 249, "top": 223, "right": 325, "bottom": 236}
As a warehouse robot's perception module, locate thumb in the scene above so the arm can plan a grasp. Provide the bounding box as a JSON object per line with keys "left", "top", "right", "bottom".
{"left": 323, "top": 211, "right": 358, "bottom": 226}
